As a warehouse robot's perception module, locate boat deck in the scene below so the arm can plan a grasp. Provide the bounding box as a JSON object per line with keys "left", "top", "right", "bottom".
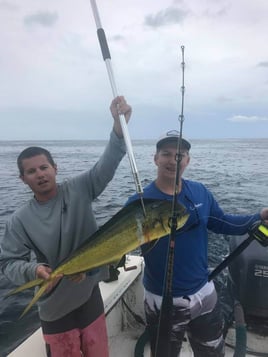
{"left": 7, "top": 255, "right": 268, "bottom": 356}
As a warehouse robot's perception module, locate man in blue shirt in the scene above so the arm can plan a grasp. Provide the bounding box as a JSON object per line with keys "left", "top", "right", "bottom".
{"left": 127, "top": 130, "right": 268, "bottom": 357}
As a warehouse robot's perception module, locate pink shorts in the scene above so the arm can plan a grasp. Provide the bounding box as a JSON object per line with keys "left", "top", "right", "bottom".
{"left": 42, "top": 285, "right": 108, "bottom": 357}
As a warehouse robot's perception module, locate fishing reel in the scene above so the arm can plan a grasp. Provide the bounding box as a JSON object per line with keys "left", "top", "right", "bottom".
{"left": 248, "top": 220, "right": 268, "bottom": 247}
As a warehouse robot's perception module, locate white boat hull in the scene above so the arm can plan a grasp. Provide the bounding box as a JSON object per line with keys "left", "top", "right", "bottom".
{"left": 7, "top": 255, "right": 268, "bottom": 357}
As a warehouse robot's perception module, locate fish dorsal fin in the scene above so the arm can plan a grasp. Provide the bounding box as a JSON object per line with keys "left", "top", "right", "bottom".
{"left": 56, "top": 198, "right": 164, "bottom": 267}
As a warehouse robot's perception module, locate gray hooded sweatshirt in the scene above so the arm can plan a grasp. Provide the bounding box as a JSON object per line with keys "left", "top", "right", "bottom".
{"left": 0, "top": 131, "right": 126, "bottom": 321}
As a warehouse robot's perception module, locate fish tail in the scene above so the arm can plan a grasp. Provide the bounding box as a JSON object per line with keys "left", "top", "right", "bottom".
{"left": 19, "top": 280, "right": 50, "bottom": 319}
{"left": 5, "top": 278, "right": 44, "bottom": 297}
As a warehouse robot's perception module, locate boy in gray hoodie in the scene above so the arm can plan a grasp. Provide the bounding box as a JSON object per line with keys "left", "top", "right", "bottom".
{"left": 0, "top": 96, "right": 132, "bottom": 357}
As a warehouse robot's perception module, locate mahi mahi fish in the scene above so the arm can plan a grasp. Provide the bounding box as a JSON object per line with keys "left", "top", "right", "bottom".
{"left": 6, "top": 198, "right": 189, "bottom": 317}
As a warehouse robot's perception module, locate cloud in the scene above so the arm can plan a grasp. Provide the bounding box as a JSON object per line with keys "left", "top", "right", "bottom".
{"left": 227, "top": 115, "right": 268, "bottom": 123}
{"left": 258, "top": 61, "right": 268, "bottom": 67}
{"left": 0, "top": 0, "right": 267, "bottom": 139}
{"left": 144, "top": 6, "right": 189, "bottom": 28}
{"left": 216, "top": 96, "right": 234, "bottom": 103}
{"left": 24, "top": 11, "right": 59, "bottom": 27}
{"left": 110, "top": 34, "right": 125, "bottom": 42}
{"left": 0, "top": 1, "right": 18, "bottom": 11}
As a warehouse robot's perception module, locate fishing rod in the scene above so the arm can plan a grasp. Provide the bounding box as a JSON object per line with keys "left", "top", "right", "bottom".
{"left": 209, "top": 220, "right": 268, "bottom": 281}
{"left": 154, "top": 45, "right": 186, "bottom": 357}
{"left": 89, "top": 0, "right": 145, "bottom": 215}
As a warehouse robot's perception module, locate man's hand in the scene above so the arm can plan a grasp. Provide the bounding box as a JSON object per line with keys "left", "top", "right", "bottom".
{"left": 36, "top": 265, "right": 63, "bottom": 294}
{"left": 110, "top": 96, "right": 132, "bottom": 137}
{"left": 260, "top": 207, "right": 268, "bottom": 225}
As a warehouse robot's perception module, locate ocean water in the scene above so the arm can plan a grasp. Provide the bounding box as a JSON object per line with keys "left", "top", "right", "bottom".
{"left": 0, "top": 138, "right": 267, "bottom": 355}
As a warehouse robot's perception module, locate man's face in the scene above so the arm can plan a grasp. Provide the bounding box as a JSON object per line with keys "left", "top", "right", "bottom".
{"left": 20, "top": 154, "right": 57, "bottom": 202}
{"left": 154, "top": 143, "right": 190, "bottom": 181}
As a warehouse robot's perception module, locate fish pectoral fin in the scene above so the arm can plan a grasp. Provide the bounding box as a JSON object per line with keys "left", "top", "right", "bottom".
{"left": 5, "top": 278, "right": 44, "bottom": 297}
{"left": 103, "top": 256, "right": 127, "bottom": 283}
{"left": 105, "top": 255, "right": 126, "bottom": 270}
{"left": 115, "top": 255, "right": 126, "bottom": 269}
{"left": 19, "top": 281, "right": 49, "bottom": 319}
{"left": 113, "top": 255, "right": 137, "bottom": 272}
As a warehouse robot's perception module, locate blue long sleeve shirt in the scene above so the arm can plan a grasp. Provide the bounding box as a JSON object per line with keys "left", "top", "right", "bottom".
{"left": 127, "top": 179, "right": 261, "bottom": 297}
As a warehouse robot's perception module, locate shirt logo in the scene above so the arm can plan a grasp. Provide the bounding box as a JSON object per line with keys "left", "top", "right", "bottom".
{"left": 189, "top": 203, "right": 202, "bottom": 210}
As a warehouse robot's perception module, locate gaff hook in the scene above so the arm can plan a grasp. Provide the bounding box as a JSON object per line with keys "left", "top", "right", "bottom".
{"left": 90, "top": 0, "right": 146, "bottom": 216}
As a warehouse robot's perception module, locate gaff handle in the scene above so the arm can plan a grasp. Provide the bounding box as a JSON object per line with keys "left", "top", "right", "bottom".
{"left": 97, "top": 28, "right": 111, "bottom": 60}
{"left": 249, "top": 221, "right": 268, "bottom": 247}
{"left": 90, "top": 0, "right": 145, "bottom": 216}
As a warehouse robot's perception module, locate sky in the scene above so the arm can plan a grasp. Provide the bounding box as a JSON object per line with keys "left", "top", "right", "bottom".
{"left": 0, "top": 0, "right": 268, "bottom": 140}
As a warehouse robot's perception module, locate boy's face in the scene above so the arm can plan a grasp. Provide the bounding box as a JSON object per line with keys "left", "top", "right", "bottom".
{"left": 154, "top": 143, "right": 190, "bottom": 181}
{"left": 20, "top": 154, "right": 58, "bottom": 202}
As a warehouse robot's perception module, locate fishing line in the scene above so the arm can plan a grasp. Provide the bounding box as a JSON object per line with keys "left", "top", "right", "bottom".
{"left": 154, "top": 45, "right": 186, "bottom": 357}
{"left": 89, "top": 0, "right": 146, "bottom": 215}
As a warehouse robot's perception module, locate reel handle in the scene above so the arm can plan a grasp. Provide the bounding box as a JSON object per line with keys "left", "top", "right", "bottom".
{"left": 249, "top": 221, "right": 268, "bottom": 247}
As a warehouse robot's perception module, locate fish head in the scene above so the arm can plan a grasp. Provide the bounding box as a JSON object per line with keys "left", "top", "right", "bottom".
{"left": 139, "top": 199, "right": 189, "bottom": 243}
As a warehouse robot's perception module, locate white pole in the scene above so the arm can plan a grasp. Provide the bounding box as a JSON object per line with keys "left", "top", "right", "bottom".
{"left": 90, "top": 0, "right": 145, "bottom": 212}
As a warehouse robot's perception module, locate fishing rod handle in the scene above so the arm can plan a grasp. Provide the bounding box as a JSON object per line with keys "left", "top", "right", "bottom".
{"left": 208, "top": 235, "right": 254, "bottom": 281}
